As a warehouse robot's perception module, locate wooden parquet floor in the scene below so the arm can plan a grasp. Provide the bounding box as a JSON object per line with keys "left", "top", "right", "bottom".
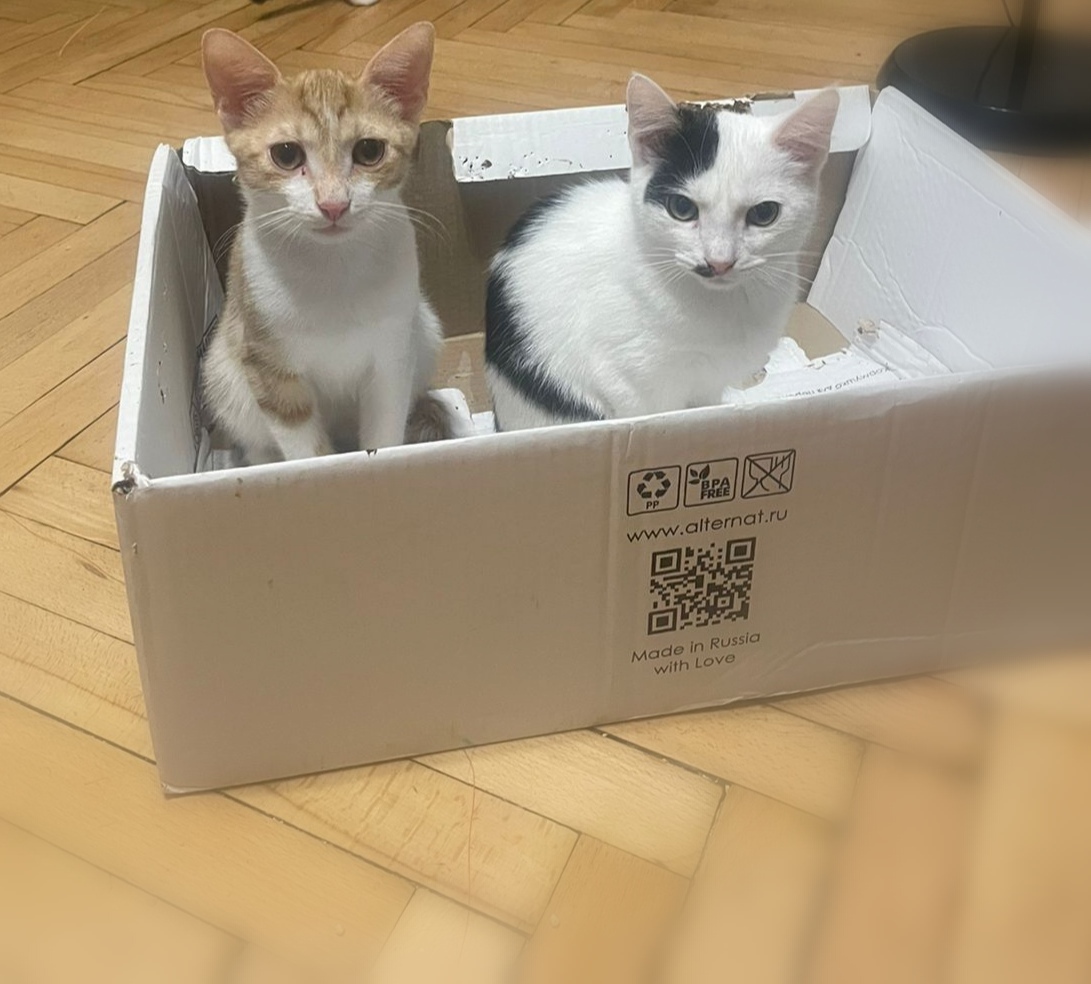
{"left": 1, "top": 0, "right": 1090, "bottom": 980}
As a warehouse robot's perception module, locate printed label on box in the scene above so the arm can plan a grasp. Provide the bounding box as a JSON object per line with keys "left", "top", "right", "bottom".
{"left": 626, "top": 466, "right": 681, "bottom": 515}
{"left": 684, "top": 458, "right": 738, "bottom": 507}
{"left": 741, "top": 450, "right": 796, "bottom": 498}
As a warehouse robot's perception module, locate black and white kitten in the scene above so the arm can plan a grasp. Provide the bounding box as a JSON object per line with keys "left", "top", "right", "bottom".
{"left": 485, "top": 74, "right": 839, "bottom": 431}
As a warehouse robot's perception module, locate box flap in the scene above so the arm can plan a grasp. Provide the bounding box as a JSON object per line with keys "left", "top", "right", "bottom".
{"left": 182, "top": 135, "right": 235, "bottom": 174}
{"left": 451, "top": 85, "right": 872, "bottom": 182}
{"left": 810, "top": 87, "right": 1091, "bottom": 371}
{"left": 114, "top": 145, "right": 224, "bottom": 487}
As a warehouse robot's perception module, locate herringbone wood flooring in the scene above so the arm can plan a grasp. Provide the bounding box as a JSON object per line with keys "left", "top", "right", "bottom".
{"left": 1, "top": 0, "right": 1090, "bottom": 980}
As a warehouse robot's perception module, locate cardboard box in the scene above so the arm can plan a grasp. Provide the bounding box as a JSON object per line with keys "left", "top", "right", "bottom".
{"left": 114, "top": 86, "right": 1091, "bottom": 792}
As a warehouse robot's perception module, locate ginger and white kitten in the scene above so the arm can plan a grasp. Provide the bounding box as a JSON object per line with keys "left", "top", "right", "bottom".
{"left": 485, "top": 75, "right": 839, "bottom": 431}
{"left": 200, "top": 23, "right": 447, "bottom": 465}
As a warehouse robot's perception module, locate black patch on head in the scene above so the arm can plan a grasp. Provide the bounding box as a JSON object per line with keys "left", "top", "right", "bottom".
{"left": 643, "top": 105, "right": 720, "bottom": 209}
{"left": 485, "top": 263, "right": 604, "bottom": 426}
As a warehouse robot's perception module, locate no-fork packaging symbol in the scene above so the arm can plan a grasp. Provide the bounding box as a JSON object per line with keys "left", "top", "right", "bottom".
{"left": 741, "top": 449, "right": 796, "bottom": 498}
{"left": 627, "top": 465, "right": 681, "bottom": 515}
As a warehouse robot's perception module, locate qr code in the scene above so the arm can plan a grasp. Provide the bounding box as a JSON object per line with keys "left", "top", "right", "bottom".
{"left": 647, "top": 538, "right": 755, "bottom": 635}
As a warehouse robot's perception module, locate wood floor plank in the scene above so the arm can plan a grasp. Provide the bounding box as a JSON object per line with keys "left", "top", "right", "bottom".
{"left": 0, "top": 169, "right": 117, "bottom": 223}
{"left": 0, "top": 694, "right": 414, "bottom": 978}
{"left": 947, "top": 711, "right": 1091, "bottom": 984}
{"left": 305, "top": 0, "right": 437, "bottom": 58}
{"left": 421, "top": 730, "right": 722, "bottom": 876}
{"left": 517, "top": 836, "right": 688, "bottom": 984}
{"left": 0, "top": 91, "right": 201, "bottom": 148}
{"left": 775, "top": 676, "right": 986, "bottom": 768}
{"left": 0, "top": 12, "right": 85, "bottom": 55}
{"left": 78, "top": 71, "right": 215, "bottom": 112}
{"left": 428, "top": 34, "right": 733, "bottom": 100}
{"left": 0, "top": 111, "right": 156, "bottom": 174}
{"left": 0, "top": 509, "right": 130, "bottom": 641}
{"left": 41, "top": 0, "right": 246, "bottom": 87}
{"left": 0, "top": 340, "right": 126, "bottom": 497}
{"left": 216, "top": 946, "right": 315, "bottom": 984}
{"left": 0, "top": 206, "right": 138, "bottom": 325}
{"left": 58, "top": 405, "right": 120, "bottom": 474}
{"left": 465, "top": 23, "right": 754, "bottom": 89}
{"left": 506, "top": 20, "right": 844, "bottom": 90}
{"left": 658, "top": 786, "right": 834, "bottom": 984}
{"left": 341, "top": 0, "right": 469, "bottom": 48}
{"left": 0, "top": 235, "right": 137, "bottom": 372}
{"left": 466, "top": 23, "right": 814, "bottom": 96}
{"left": 474, "top": 0, "right": 558, "bottom": 33}
{"left": 370, "top": 889, "right": 525, "bottom": 984}
{"left": 804, "top": 745, "right": 976, "bottom": 984}
{"left": 944, "top": 653, "right": 1091, "bottom": 728}
{"left": 0, "top": 820, "right": 235, "bottom": 984}
{"left": 524, "top": 0, "right": 588, "bottom": 25}
{"left": 432, "top": 0, "right": 513, "bottom": 37}
{"left": 0, "top": 216, "right": 77, "bottom": 278}
{"left": 0, "top": 591, "right": 149, "bottom": 758}
{"left": 0, "top": 0, "right": 107, "bottom": 22}
{"left": 0, "top": 8, "right": 134, "bottom": 93}
{"left": 13, "top": 76, "right": 216, "bottom": 132}
{"left": 605, "top": 705, "right": 864, "bottom": 820}
{"left": 667, "top": 0, "right": 955, "bottom": 34}
{"left": 565, "top": 10, "right": 878, "bottom": 83}
{"left": 0, "top": 145, "right": 146, "bottom": 203}
{"left": 0, "top": 285, "right": 130, "bottom": 418}
{"left": 105, "top": 2, "right": 274, "bottom": 77}
{"left": 136, "top": 63, "right": 224, "bottom": 103}
{"left": 1, "top": 455, "right": 118, "bottom": 549}
{"left": 231, "top": 760, "right": 577, "bottom": 932}
{"left": 0, "top": 202, "right": 34, "bottom": 226}
{"left": 234, "top": 3, "right": 357, "bottom": 63}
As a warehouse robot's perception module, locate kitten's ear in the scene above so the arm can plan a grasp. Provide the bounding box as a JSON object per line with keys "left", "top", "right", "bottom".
{"left": 626, "top": 74, "right": 678, "bottom": 167}
{"left": 774, "top": 89, "right": 839, "bottom": 171}
{"left": 201, "top": 29, "right": 281, "bottom": 131}
{"left": 361, "top": 22, "right": 435, "bottom": 124}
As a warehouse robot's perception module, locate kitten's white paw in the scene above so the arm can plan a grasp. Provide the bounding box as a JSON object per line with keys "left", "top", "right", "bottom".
{"left": 346, "top": 0, "right": 380, "bottom": 6}
{"left": 406, "top": 389, "right": 475, "bottom": 443}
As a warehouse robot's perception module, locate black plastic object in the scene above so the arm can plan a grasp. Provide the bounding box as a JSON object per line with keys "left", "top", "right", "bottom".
{"left": 877, "top": 0, "right": 1091, "bottom": 153}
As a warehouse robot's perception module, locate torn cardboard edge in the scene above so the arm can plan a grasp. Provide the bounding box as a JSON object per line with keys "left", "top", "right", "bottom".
{"left": 449, "top": 85, "right": 873, "bottom": 182}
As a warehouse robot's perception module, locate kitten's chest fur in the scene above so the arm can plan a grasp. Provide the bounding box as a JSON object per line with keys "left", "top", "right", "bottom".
{"left": 237, "top": 216, "right": 419, "bottom": 388}
{"left": 632, "top": 280, "right": 792, "bottom": 407}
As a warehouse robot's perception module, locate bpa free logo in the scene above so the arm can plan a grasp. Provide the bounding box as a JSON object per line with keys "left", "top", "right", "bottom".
{"left": 683, "top": 458, "right": 739, "bottom": 508}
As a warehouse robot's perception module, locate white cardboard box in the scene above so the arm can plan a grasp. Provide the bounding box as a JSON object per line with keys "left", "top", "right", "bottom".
{"left": 114, "top": 87, "right": 1091, "bottom": 792}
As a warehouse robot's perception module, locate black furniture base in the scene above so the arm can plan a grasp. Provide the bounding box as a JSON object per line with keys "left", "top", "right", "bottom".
{"left": 878, "top": 26, "right": 1091, "bottom": 153}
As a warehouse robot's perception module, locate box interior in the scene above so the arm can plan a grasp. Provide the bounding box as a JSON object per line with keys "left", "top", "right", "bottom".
{"left": 116, "top": 87, "right": 1091, "bottom": 486}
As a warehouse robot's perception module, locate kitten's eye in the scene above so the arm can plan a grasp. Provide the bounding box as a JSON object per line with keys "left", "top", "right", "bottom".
{"left": 665, "top": 194, "right": 698, "bottom": 222}
{"left": 269, "top": 142, "right": 305, "bottom": 170}
{"left": 353, "top": 139, "right": 386, "bottom": 167}
{"left": 746, "top": 201, "right": 781, "bottom": 227}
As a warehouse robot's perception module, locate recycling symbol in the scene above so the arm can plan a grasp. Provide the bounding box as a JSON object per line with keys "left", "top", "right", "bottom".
{"left": 636, "top": 470, "right": 672, "bottom": 500}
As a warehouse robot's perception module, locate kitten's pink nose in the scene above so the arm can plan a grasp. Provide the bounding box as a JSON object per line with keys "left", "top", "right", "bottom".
{"left": 318, "top": 200, "right": 349, "bottom": 223}
{"left": 707, "top": 259, "right": 736, "bottom": 276}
